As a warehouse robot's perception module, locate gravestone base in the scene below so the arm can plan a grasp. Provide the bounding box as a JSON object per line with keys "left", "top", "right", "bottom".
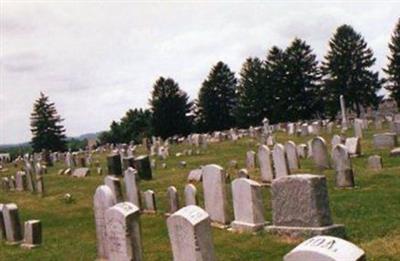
{"left": 20, "top": 243, "right": 40, "bottom": 249}
{"left": 265, "top": 224, "right": 345, "bottom": 239}
{"left": 211, "top": 222, "right": 230, "bottom": 229}
{"left": 230, "top": 221, "right": 268, "bottom": 233}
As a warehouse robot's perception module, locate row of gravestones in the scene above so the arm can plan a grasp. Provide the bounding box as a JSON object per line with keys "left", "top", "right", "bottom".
{"left": 0, "top": 203, "right": 42, "bottom": 249}
{"left": 93, "top": 165, "right": 366, "bottom": 260}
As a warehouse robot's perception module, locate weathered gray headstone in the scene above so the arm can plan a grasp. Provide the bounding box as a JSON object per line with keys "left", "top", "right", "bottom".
{"left": 72, "top": 167, "right": 90, "bottom": 178}
{"left": 311, "top": 137, "right": 330, "bottom": 170}
{"left": 104, "top": 175, "right": 124, "bottom": 202}
{"left": 134, "top": 155, "right": 152, "bottom": 180}
{"left": 285, "top": 141, "right": 300, "bottom": 171}
{"left": 15, "top": 171, "right": 26, "bottom": 192}
{"left": 373, "top": 133, "right": 397, "bottom": 149}
{"left": 272, "top": 143, "right": 290, "bottom": 178}
{"left": 184, "top": 184, "right": 198, "bottom": 206}
{"left": 2, "top": 203, "right": 23, "bottom": 244}
{"left": 24, "top": 163, "right": 36, "bottom": 192}
{"left": 258, "top": 145, "right": 274, "bottom": 183}
{"left": 246, "top": 150, "right": 256, "bottom": 170}
{"left": 231, "top": 178, "right": 265, "bottom": 233}
{"left": 124, "top": 167, "right": 141, "bottom": 208}
{"left": 354, "top": 119, "right": 363, "bottom": 138}
{"left": 0, "top": 204, "right": 6, "bottom": 240}
{"left": 166, "top": 186, "right": 180, "bottom": 216}
{"left": 167, "top": 205, "right": 215, "bottom": 261}
{"left": 187, "top": 168, "right": 202, "bottom": 182}
{"left": 36, "top": 173, "right": 45, "bottom": 197}
{"left": 107, "top": 153, "right": 122, "bottom": 176}
{"left": 345, "top": 137, "right": 361, "bottom": 156}
{"left": 368, "top": 155, "right": 383, "bottom": 171}
{"left": 21, "top": 220, "right": 42, "bottom": 249}
{"left": 331, "top": 135, "right": 344, "bottom": 149}
{"left": 332, "top": 144, "right": 355, "bottom": 188}
{"left": 105, "top": 202, "right": 143, "bottom": 261}
{"left": 143, "top": 189, "right": 157, "bottom": 214}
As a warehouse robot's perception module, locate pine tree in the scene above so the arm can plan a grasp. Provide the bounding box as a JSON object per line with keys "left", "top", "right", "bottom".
{"left": 197, "top": 61, "right": 237, "bottom": 132}
{"left": 236, "top": 57, "right": 268, "bottom": 127}
{"left": 385, "top": 19, "right": 400, "bottom": 105}
{"left": 284, "top": 38, "right": 322, "bottom": 121}
{"left": 322, "top": 24, "right": 383, "bottom": 117}
{"left": 120, "top": 108, "right": 152, "bottom": 143}
{"left": 149, "top": 77, "right": 192, "bottom": 139}
{"left": 30, "top": 92, "right": 67, "bottom": 152}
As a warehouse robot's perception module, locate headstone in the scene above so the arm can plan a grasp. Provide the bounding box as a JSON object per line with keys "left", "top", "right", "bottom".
{"left": 266, "top": 174, "right": 345, "bottom": 238}
{"left": 301, "top": 123, "right": 309, "bottom": 136}
{"left": 184, "top": 184, "right": 198, "bottom": 206}
{"left": 24, "top": 163, "right": 36, "bottom": 192}
{"left": 187, "top": 168, "right": 202, "bottom": 182}
{"left": 134, "top": 155, "right": 152, "bottom": 180}
{"left": 105, "top": 202, "right": 143, "bottom": 261}
{"left": 167, "top": 205, "right": 215, "bottom": 261}
{"left": 124, "top": 167, "right": 141, "bottom": 208}
{"left": 94, "top": 185, "right": 117, "bottom": 259}
{"left": 297, "top": 144, "right": 308, "bottom": 159}
{"left": 166, "top": 186, "right": 180, "bottom": 215}
{"left": 237, "top": 168, "right": 249, "bottom": 179}
{"left": 284, "top": 235, "right": 366, "bottom": 261}
{"left": 122, "top": 156, "right": 135, "bottom": 171}
{"left": 143, "top": 190, "right": 157, "bottom": 214}
{"left": 107, "top": 153, "right": 122, "bottom": 176}
{"left": 311, "top": 137, "right": 330, "bottom": 170}
{"left": 202, "top": 164, "right": 231, "bottom": 227}
{"left": 332, "top": 144, "right": 355, "bottom": 188}
{"left": 104, "top": 175, "right": 124, "bottom": 202}
{"left": 245, "top": 150, "right": 256, "bottom": 170}
{"left": 72, "top": 167, "right": 90, "bottom": 178}
{"left": 285, "top": 141, "right": 300, "bottom": 171}
{"left": 36, "top": 173, "right": 45, "bottom": 197}
{"left": 391, "top": 121, "right": 400, "bottom": 134}
{"left": 390, "top": 147, "right": 400, "bottom": 157}
{"left": 15, "top": 171, "right": 27, "bottom": 191}
{"left": 331, "top": 135, "right": 344, "bottom": 149}
{"left": 231, "top": 178, "right": 265, "bottom": 233}
{"left": 1, "top": 177, "right": 10, "bottom": 192}
{"left": 258, "top": 145, "right": 274, "bottom": 183}
{"left": 345, "top": 137, "right": 361, "bottom": 156}
{"left": 2, "top": 203, "right": 23, "bottom": 244}
{"left": 21, "top": 220, "right": 42, "bottom": 249}
{"left": 0, "top": 204, "right": 6, "bottom": 240}
{"left": 340, "top": 95, "right": 348, "bottom": 130}
{"left": 354, "top": 119, "right": 363, "bottom": 138}
{"left": 373, "top": 133, "right": 397, "bottom": 149}
{"left": 272, "top": 143, "right": 290, "bottom": 178}
{"left": 9, "top": 176, "right": 16, "bottom": 191}
{"left": 368, "top": 155, "right": 383, "bottom": 171}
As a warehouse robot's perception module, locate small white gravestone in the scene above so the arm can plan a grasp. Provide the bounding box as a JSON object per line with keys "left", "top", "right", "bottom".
{"left": 143, "top": 190, "right": 157, "bottom": 214}
{"left": 105, "top": 202, "right": 143, "bottom": 261}
{"left": 345, "top": 137, "right": 361, "bottom": 156}
{"left": 124, "top": 167, "right": 141, "bottom": 208}
{"left": 166, "top": 186, "right": 180, "bottom": 215}
{"left": 184, "top": 184, "right": 198, "bottom": 206}
{"left": 167, "top": 205, "right": 216, "bottom": 261}
{"left": 284, "top": 235, "right": 366, "bottom": 261}
{"left": 311, "top": 137, "right": 330, "bottom": 170}
{"left": 246, "top": 150, "right": 256, "bottom": 170}
{"left": 258, "top": 145, "right": 274, "bottom": 183}
{"left": 272, "top": 143, "right": 290, "bottom": 178}
{"left": 285, "top": 141, "right": 300, "bottom": 171}
{"left": 187, "top": 168, "right": 203, "bottom": 182}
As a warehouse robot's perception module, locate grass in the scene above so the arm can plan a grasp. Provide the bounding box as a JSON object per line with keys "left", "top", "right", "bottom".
{"left": 1, "top": 124, "right": 400, "bottom": 260}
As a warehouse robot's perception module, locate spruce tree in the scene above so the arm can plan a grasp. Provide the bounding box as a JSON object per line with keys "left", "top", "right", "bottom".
{"left": 236, "top": 57, "right": 268, "bottom": 127}
{"left": 30, "top": 92, "right": 67, "bottom": 152}
{"left": 197, "top": 61, "right": 237, "bottom": 132}
{"left": 284, "top": 38, "right": 322, "bottom": 121}
{"left": 119, "top": 108, "right": 152, "bottom": 143}
{"left": 385, "top": 19, "right": 400, "bottom": 105}
{"left": 322, "top": 24, "right": 383, "bottom": 117}
{"left": 149, "top": 77, "right": 192, "bottom": 139}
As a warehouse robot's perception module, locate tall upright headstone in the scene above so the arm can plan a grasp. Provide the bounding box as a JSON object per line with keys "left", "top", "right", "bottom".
{"left": 124, "top": 167, "right": 141, "bottom": 208}
{"left": 246, "top": 150, "right": 256, "bottom": 170}
{"left": 0, "top": 203, "right": 6, "bottom": 240}
{"left": 354, "top": 119, "right": 363, "bottom": 138}
{"left": 2, "top": 203, "right": 23, "bottom": 244}
{"left": 311, "top": 137, "right": 330, "bottom": 170}
{"left": 285, "top": 141, "right": 300, "bottom": 171}
{"left": 332, "top": 145, "right": 355, "bottom": 188}
{"left": 107, "top": 153, "right": 122, "bottom": 176}
{"left": 258, "top": 145, "right": 274, "bottom": 183}
{"left": 21, "top": 220, "right": 42, "bottom": 249}
{"left": 184, "top": 184, "right": 198, "bottom": 206}
{"left": 143, "top": 190, "right": 157, "bottom": 214}
{"left": 166, "top": 186, "right": 180, "bottom": 216}
{"left": 272, "top": 143, "right": 290, "bottom": 179}
{"left": 104, "top": 175, "right": 124, "bottom": 202}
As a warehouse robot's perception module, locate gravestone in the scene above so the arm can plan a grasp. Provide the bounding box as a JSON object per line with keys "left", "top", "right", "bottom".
{"left": 0, "top": 204, "right": 6, "bottom": 240}
{"left": 272, "top": 143, "right": 290, "bottom": 178}
{"left": 1, "top": 177, "right": 10, "bottom": 192}
{"left": 246, "top": 150, "right": 256, "bottom": 170}
{"left": 368, "top": 155, "right": 383, "bottom": 171}
{"left": 166, "top": 186, "right": 180, "bottom": 216}
{"left": 94, "top": 185, "right": 117, "bottom": 260}
{"left": 345, "top": 137, "right": 361, "bottom": 156}
{"left": 187, "top": 168, "right": 202, "bottom": 182}
{"left": 36, "top": 173, "right": 45, "bottom": 197}
{"left": 167, "top": 205, "right": 215, "bottom": 261}
{"left": 373, "top": 133, "right": 397, "bottom": 149}
{"left": 354, "top": 119, "right": 363, "bottom": 138}
{"left": 122, "top": 156, "right": 135, "bottom": 171}
{"left": 134, "top": 155, "right": 152, "bottom": 180}
{"left": 2, "top": 203, "right": 23, "bottom": 244}
{"left": 184, "top": 184, "right": 198, "bottom": 206}
{"left": 202, "top": 164, "right": 231, "bottom": 228}
{"left": 107, "top": 153, "right": 122, "bottom": 176}
{"left": 124, "top": 167, "right": 141, "bottom": 208}
{"left": 237, "top": 168, "right": 249, "bottom": 179}
{"left": 104, "top": 175, "right": 124, "bottom": 202}
{"left": 231, "top": 178, "right": 265, "bottom": 233}
{"left": 391, "top": 120, "right": 400, "bottom": 134}
{"left": 311, "top": 137, "right": 330, "bottom": 170}
{"left": 21, "top": 220, "right": 42, "bottom": 249}
{"left": 301, "top": 123, "right": 309, "bottom": 136}
{"left": 143, "top": 190, "right": 157, "bottom": 214}
{"left": 297, "top": 144, "right": 308, "bottom": 159}
{"left": 285, "top": 141, "right": 300, "bottom": 171}
{"left": 258, "top": 145, "right": 274, "bottom": 183}
{"left": 331, "top": 135, "right": 344, "bottom": 149}
{"left": 24, "top": 163, "right": 36, "bottom": 192}
{"left": 340, "top": 95, "right": 348, "bottom": 130}
{"left": 15, "top": 171, "right": 27, "bottom": 191}
{"left": 284, "top": 235, "right": 366, "bottom": 261}
{"left": 72, "top": 167, "right": 90, "bottom": 178}
{"left": 9, "top": 176, "right": 16, "bottom": 191}
{"left": 266, "top": 174, "right": 345, "bottom": 238}
{"left": 105, "top": 202, "right": 143, "bottom": 261}
{"left": 332, "top": 144, "right": 355, "bottom": 188}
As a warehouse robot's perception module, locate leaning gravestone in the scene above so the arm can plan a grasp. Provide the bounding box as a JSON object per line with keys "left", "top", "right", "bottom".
{"left": 258, "top": 145, "right": 274, "bottom": 183}
{"left": 285, "top": 141, "right": 300, "bottom": 171}
{"left": 107, "top": 153, "right": 122, "bottom": 176}
{"left": 21, "top": 220, "right": 42, "bottom": 249}
{"left": 311, "top": 137, "right": 330, "bottom": 170}
{"left": 105, "top": 202, "right": 143, "bottom": 261}
{"left": 266, "top": 174, "right": 345, "bottom": 238}
{"left": 272, "top": 143, "right": 290, "bottom": 179}
{"left": 373, "top": 133, "right": 397, "bottom": 149}
{"left": 124, "top": 167, "right": 141, "bottom": 208}
{"left": 167, "top": 205, "right": 216, "bottom": 261}
{"left": 134, "top": 155, "right": 152, "bottom": 180}
{"left": 93, "top": 185, "right": 117, "bottom": 260}
{"left": 231, "top": 178, "right": 265, "bottom": 233}
{"left": 284, "top": 235, "right": 366, "bottom": 261}
{"left": 2, "top": 203, "right": 23, "bottom": 244}
{"left": 184, "top": 184, "right": 198, "bottom": 206}
{"left": 332, "top": 144, "right": 355, "bottom": 188}
{"left": 202, "top": 164, "right": 231, "bottom": 228}
{"left": 24, "top": 163, "right": 36, "bottom": 192}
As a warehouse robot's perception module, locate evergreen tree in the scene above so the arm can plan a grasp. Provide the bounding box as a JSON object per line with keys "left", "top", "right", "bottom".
{"left": 30, "top": 92, "right": 67, "bottom": 152}
{"left": 119, "top": 108, "right": 152, "bottom": 143}
{"left": 236, "top": 57, "right": 268, "bottom": 127}
{"left": 149, "top": 77, "right": 192, "bottom": 139}
{"left": 197, "top": 61, "right": 237, "bottom": 132}
{"left": 385, "top": 19, "right": 400, "bottom": 105}
{"left": 284, "top": 38, "right": 322, "bottom": 121}
{"left": 322, "top": 24, "right": 383, "bottom": 117}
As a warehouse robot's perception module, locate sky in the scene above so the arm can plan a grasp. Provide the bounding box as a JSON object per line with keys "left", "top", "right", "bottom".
{"left": 1, "top": 1, "right": 399, "bottom": 144}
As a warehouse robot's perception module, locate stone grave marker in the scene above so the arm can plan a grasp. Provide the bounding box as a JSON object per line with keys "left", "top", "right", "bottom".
{"left": 354, "top": 118, "right": 363, "bottom": 138}
{"left": 368, "top": 155, "right": 383, "bottom": 171}
{"left": 258, "top": 145, "right": 274, "bottom": 183}
{"left": 373, "top": 133, "right": 397, "bottom": 149}
{"left": 285, "top": 141, "right": 300, "bottom": 171}
{"left": 0, "top": 203, "right": 6, "bottom": 240}
{"left": 237, "top": 168, "right": 249, "bottom": 179}
{"left": 311, "top": 137, "right": 330, "bottom": 170}
{"left": 15, "top": 171, "right": 26, "bottom": 191}
{"left": 134, "top": 155, "right": 152, "bottom": 180}
{"left": 184, "top": 184, "right": 198, "bottom": 206}
{"left": 332, "top": 144, "right": 355, "bottom": 188}
{"left": 124, "top": 167, "right": 141, "bottom": 208}
{"left": 187, "top": 168, "right": 202, "bottom": 182}
{"left": 104, "top": 175, "right": 124, "bottom": 202}
{"left": 166, "top": 186, "right": 180, "bottom": 216}
{"left": 345, "top": 137, "right": 361, "bottom": 156}
{"left": 72, "top": 167, "right": 90, "bottom": 178}
{"left": 143, "top": 190, "right": 157, "bottom": 214}
{"left": 272, "top": 143, "right": 290, "bottom": 178}
{"left": 21, "top": 220, "right": 42, "bottom": 249}
{"left": 2, "top": 203, "right": 23, "bottom": 244}
{"left": 107, "top": 153, "right": 122, "bottom": 176}
{"left": 246, "top": 150, "right": 256, "bottom": 170}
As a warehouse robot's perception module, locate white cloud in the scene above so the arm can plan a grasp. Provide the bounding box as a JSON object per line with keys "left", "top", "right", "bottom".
{"left": 1, "top": 1, "right": 399, "bottom": 143}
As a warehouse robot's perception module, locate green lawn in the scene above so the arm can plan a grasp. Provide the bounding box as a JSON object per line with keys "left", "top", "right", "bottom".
{"left": 1, "top": 125, "right": 400, "bottom": 260}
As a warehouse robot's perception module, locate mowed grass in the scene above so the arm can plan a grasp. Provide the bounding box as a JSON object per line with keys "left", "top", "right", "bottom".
{"left": 1, "top": 124, "right": 400, "bottom": 260}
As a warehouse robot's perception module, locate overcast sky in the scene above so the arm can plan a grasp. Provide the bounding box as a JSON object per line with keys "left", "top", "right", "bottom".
{"left": 1, "top": 1, "right": 399, "bottom": 144}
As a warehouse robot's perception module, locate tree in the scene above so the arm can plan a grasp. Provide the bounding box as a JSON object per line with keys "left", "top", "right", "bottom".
{"left": 283, "top": 38, "right": 322, "bottom": 121}
{"left": 322, "top": 24, "right": 383, "bottom": 117}
{"left": 385, "top": 19, "right": 400, "bottom": 105}
{"left": 236, "top": 57, "right": 268, "bottom": 127}
{"left": 30, "top": 92, "right": 67, "bottom": 152}
{"left": 149, "top": 77, "right": 192, "bottom": 139}
{"left": 119, "top": 108, "right": 152, "bottom": 143}
{"left": 197, "top": 61, "right": 237, "bottom": 132}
